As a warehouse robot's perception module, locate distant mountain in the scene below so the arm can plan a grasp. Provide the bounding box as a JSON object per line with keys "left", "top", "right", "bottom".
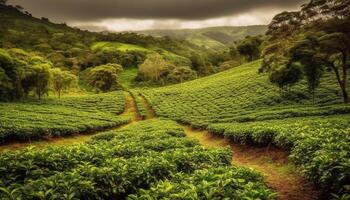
{"left": 137, "top": 25, "right": 267, "bottom": 50}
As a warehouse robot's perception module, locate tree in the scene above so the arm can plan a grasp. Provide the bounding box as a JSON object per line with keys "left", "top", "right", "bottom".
{"left": 289, "top": 36, "right": 324, "bottom": 101}
{"left": 267, "top": 11, "right": 301, "bottom": 38}
{"left": 189, "top": 53, "right": 206, "bottom": 71}
{"left": 87, "top": 63, "right": 123, "bottom": 92}
{"left": 263, "top": 0, "right": 350, "bottom": 103}
{"left": 318, "top": 33, "right": 350, "bottom": 103}
{"left": 301, "top": 0, "right": 350, "bottom": 21}
{"left": 138, "top": 53, "right": 170, "bottom": 82}
{"left": 269, "top": 61, "right": 303, "bottom": 95}
{"left": 25, "top": 64, "right": 52, "bottom": 100}
{"left": 0, "top": 48, "right": 25, "bottom": 101}
{"left": 51, "top": 68, "right": 77, "bottom": 98}
{"left": 237, "top": 36, "right": 263, "bottom": 62}
{"left": 167, "top": 66, "right": 197, "bottom": 83}
{"left": 0, "top": 67, "right": 12, "bottom": 99}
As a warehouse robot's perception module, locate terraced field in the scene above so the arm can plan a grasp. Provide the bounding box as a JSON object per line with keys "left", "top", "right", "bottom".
{"left": 0, "top": 92, "right": 129, "bottom": 144}
{"left": 1, "top": 61, "right": 349, "bottom": 199}
{"left": 141, "top": 61, "right": 350, "bottom": 198}
{"left": 0, "top": 119, "right": 275, "bottom": 199}
{"left": 142, "top": 61, "right": 349, "bottom": 126}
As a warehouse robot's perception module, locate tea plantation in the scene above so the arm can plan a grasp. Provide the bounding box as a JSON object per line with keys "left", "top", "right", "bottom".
{"left": 0, "top": 91, "right": 129, "bottom": 144}
{"left": 0, "top": 120, "right": 275, "bottom": 199}
{"left": 142, "top": 61, "right": 350, "bottom": 197}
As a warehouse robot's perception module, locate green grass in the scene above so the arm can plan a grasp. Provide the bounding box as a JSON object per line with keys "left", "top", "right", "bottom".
{"left": 0, "top": 119, "right": 274, "bottom": 199}
{"left": 142, "top": 60, "right": 350, "bottom": 197}
{"left": 91, "top": 42, "right": 151, "bottom": 53}
{"left": 0, "top": 92, "right": 129, "bottom": 144}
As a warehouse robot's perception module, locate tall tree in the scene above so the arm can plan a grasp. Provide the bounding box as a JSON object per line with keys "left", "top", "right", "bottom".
{"left": 87, "top": 63, "right": 123, "bottom": 92}
{"left": 51, "top": 68, "right": 77, "bottom": 98}
{"left": 263, "top": 0, "right": 350, "bottom": 103}
{"left": 25, "top": 64, "right": 52, "bottom": 100}
{"left": 318, "top": 33, "right": 350, "bottom": 103}
{"left": 139, "top": 53, "right": 170, "bottom": 82}
{"left": 237, "top": 36, "right": 263, "bottom": 62}
{"left": 269, "top": 61, "right": 303, "bottom": 95}
{"left": 289, "top": 36, "right": 324, "bottom": 101}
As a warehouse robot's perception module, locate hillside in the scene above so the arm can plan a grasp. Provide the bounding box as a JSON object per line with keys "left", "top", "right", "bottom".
{"left": 137, "top": 25, "right": 267, "bottom": 49}
{"left": 0, "top": 4, "right": 203, "bottom": 74}
{"left": 142, "top": 61, "right": 349, "bottom": 126}
{"left": 141, "top": 60, "right": 350, "bottom": 197}
{"left": 1, "top": 4, "right": 223, "bottom": 90}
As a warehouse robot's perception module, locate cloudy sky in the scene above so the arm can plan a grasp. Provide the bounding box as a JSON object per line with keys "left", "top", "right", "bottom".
{"left": 9, "top": 0, "right": 307, "bottom": 31}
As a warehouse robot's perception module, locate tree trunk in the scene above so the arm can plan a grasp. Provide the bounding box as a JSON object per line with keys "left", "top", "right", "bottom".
{"left": 330, "top": 60, "right": 349, "bottom": 104}
{"left": 342, "top": 52, "right": 348, "bottom": 103}
{"left": 341, "top": 86, "right": 349, "bottom": 103}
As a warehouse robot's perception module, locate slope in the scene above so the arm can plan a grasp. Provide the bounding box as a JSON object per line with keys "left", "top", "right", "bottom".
{"left": 141, "top": 60, "right": 350, "bottom": 197}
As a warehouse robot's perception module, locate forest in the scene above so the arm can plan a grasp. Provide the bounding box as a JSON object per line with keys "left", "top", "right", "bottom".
{"left": 0, "top": 0, "right": 349, "bottom": 199}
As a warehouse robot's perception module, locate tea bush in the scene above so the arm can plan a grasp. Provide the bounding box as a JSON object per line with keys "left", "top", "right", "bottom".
{"left": 130, "top": 91, "right": 148, "bottom": 119}
{"left": 0, "top": 120, "right": 274, "bottom": 199}
{"left": 129, "top": 167, "right": 275, "bottom": 200}
{"left": 208, "top": 116, "right": 350, "bottom": 195}
{"left": 0, "top": 91, "right": 128, "bottom": 143}
{"left": 142, "top": 61, "right": 350, "bottom": 197}
{"left": 143, "top": 61, "right": 349, "bottom": 127}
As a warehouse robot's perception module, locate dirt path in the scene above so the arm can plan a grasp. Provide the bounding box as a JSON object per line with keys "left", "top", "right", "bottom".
{"left": 137, "top": 94, "right": 320, "bottom": 200}
{"left": 138, "top": 94, "right": 156, "bottom": 120}
{"left": 0, "top": 92, "right": 141, "bottom": 152}
{"left": 1, "top": 92, "right": 321, "bottom": 200}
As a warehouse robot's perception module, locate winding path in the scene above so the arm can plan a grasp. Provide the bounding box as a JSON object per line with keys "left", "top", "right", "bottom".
{"left": 0, "top": 92, "right": 321, "bottom": 200}
{"left": 137, "top": 93, "right": 320, "bottom": 200}
{"left": 0, "top": 92, "right": 140, "bottom": 152}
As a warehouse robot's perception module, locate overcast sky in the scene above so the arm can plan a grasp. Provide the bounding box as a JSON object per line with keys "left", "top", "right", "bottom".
{"left": 9, "top": 0, "right": 307, "bottom": 31}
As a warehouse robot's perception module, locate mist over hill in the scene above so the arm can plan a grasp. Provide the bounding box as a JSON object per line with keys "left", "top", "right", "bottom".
{"left": 136, "top": 25, "right": 267, "bottom": 49}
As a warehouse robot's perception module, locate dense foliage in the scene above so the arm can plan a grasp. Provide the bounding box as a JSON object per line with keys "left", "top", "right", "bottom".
{"left": 86, "top": 63, "right": 123, "bottom": 92}
{"left": 262, "top": 0, "right": 350, "bottom": 103}
{"left": 136, "top": 53, "right": 197, "bottom": 86}
{"left": 0, "top": 120, "right": 274, "bottom": 199}
{"left": 0, "top": 48, "right": 78, "bottom": 101}
{"left": 0, "top": 3, "right": 237, "bottom": 90}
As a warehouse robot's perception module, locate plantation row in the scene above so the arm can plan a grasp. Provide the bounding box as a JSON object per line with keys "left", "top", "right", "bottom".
{"left": 0, "top": 120, "right": 275, "bottom": 199}
{"left": 143, "top": 61, "right": 349, "bottom": 127}
{"left": 142, "top": 61, "right": 350, "bottom": 197}
{"left": 130, "top": 91, "right": 148, "bottom": 119}
{"left": 208, "top": 116, "right": 350, "bottom": 197}
{"left": 0, "top": 92, "right": 128, "bottom": 144}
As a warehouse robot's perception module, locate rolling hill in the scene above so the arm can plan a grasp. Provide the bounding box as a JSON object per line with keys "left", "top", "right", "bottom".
{"left": 137, "top": 25, "right": 267, "bottom": 49}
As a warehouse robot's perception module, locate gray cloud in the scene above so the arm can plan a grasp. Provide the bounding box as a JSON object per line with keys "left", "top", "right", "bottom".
{"left": 9, "top": 0, "right": 306, "bottom": 23}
